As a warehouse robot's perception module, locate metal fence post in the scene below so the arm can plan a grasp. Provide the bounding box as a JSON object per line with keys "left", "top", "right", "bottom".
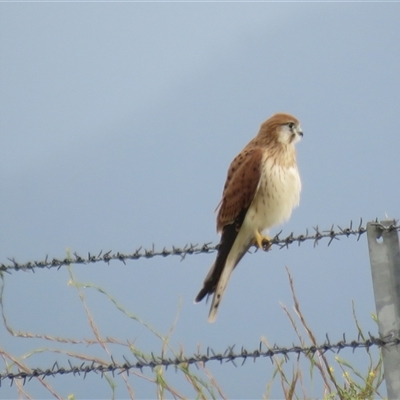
{"left": 367, "top": 220, "right": 400, "bottom": 399}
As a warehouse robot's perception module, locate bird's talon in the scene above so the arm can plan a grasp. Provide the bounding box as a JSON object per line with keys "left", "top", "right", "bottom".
{"left": 254, "top": 231, "right": 272, "bottom": 251}
{"left": 261, "top": 238, "right": 272, "bottom": 251}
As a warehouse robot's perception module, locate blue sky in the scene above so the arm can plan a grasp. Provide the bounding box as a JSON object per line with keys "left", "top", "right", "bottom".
{"left": 1, "top": 2, "right": 400, "bottom": 399}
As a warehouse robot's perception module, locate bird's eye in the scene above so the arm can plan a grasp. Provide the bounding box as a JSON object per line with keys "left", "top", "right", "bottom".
{"left": 287, "top": 122, "right": 295, "bottom": 130}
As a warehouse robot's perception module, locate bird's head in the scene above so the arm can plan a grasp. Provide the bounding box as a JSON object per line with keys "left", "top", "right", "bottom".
{"left": 258, "top": 113, "right": 303, "bottom": 146}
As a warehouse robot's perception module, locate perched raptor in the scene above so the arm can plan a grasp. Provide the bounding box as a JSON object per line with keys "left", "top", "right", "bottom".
{"left": 195, "top": 113, "right": 303, "bottom": 323}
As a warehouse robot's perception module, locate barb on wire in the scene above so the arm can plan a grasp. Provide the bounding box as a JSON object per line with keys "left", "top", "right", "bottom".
{"left": 1, "top": 220, "right": 398, "bottom": 273}
{"left": 0, "top": 334, "right": 399, "bottom": 385}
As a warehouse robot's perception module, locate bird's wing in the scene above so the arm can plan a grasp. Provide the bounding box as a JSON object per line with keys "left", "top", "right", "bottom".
{"left": 216, "top": 146, "right": 263, "bottom": 232}
{"left": 195, "top": 146, "right": 264, "bottom": 322}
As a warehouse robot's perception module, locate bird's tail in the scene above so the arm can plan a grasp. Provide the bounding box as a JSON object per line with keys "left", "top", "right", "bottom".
{"left": 207, "top": 258, "right": 236, "bottom": 323}
{"left": 194, "top": 230, "right": 252, "bottom": 323}
{"left": 207, "top": 242, "right": 251, "bottom": 323}
{"left": 194, "top": 221, "right": 241, "bottom": 305}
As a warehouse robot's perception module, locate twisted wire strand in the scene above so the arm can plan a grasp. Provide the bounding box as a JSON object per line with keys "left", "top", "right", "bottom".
{"left": 1, "top": 220, "right": 398, "bottom": 273}
{"left": 1, "top": 334, "right": 398, "bottom": 385}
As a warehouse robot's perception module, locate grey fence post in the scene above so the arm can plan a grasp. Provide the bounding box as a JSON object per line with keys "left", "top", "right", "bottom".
{"left": 367, "top": 220, "right": 400, "bottom": 399}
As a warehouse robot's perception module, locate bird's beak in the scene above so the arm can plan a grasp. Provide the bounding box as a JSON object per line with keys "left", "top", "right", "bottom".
{"left": 298, "top": 129, "right": 303, "bottom": 137}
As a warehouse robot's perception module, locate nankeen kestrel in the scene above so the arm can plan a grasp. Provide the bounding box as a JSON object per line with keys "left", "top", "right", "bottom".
{"left": 195, "top": 113, "right": 303, "bottom": 323}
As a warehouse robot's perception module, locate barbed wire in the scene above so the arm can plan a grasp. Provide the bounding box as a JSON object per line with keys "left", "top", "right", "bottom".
{"left": 1, "top": 220, "right": 398, "bottom": 273}
{"left": 1, "top": 334, "right": 399, "bottom": 385}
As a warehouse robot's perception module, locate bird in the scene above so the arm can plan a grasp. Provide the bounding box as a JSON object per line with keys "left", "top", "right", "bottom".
{"left": 194, "top": 113, "right": 303, "bottom": 323}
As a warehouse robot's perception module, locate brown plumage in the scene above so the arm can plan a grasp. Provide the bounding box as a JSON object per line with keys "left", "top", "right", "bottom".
{"left": 195, "top": 113, "right": 303, "bottom": 323}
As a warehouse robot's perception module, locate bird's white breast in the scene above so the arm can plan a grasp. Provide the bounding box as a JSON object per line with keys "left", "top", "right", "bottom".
{"left": 245, "top": 157, "right": 301, "bottom": 232}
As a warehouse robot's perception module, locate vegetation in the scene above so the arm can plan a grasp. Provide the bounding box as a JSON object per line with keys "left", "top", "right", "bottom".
{"left": 0, "top": 261, "right": 385, "bottom": 399}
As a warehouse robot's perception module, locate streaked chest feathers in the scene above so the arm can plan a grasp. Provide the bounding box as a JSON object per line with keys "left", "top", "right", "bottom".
{"left": 246, "top": 156, "right": 301, "bottom": 231}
